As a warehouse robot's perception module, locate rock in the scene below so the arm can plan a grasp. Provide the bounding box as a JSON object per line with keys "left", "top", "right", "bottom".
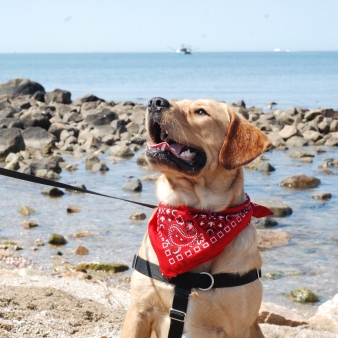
{"left": 260, "top": 323, "right": 338, "bottom": 338}
{"left": 300, "top": 157, "right": 313, "bottom": 163}
{"left": 35, "top": 239, "right": 44, "bottom": 246}
{"left": 279, "top": 125, "right": 300, "bottom": 139}
{"left": 303, "top": 130, "right": 323, "bottom": 143}
{"left": 0, "top": 128, "right": 25, "bottom": 161}
{"left": 122, "top": 179, "right": 142, "bottom": 192}
{"left": 141, "top": 173, "right": 161, "bottom": 181}
{"left": 0, "top": 78, "right": 45, "bottom": 97}
{"left": 259, "top": 302, "right": 308, "bottom": 327}
{"left": 312, "top": 193, "right": 332, "bottom": 200}
{"left": 85, "top": 154, "right": 100, "bottom": 170}
{"left": 130, "top": 212, "right": 147, "bottom": 220}
{"left": 330, "top": 120, "right": 338, "bottom": 132}
{"left": 257, "top": 230, "right": 291, "bottom": 249}
{"left": 4, "top": 158, "right": 20, "bottom": 171}
{"left": 279, "top": 174, "right": 321, "bottom": 189}
{"left": 74, "top": 245, "right": 89, "bottom": 255}
{"left": 288, "top": 288, "right": 319, "bottom": 303}
{"left": 67, "top": 206, "right": 81, "bottom": 213}
{"left": 109, "top": 145, "right": 134, "bottom": 157}
{"left": 29, "top": 156, "right": 63, "bottom": 176}
{"left": 253, "top": 200, "right": 292, "bottom": 217}
{"left": 257, "top": 162, "right": 275, "bottom": 172}
{"left": 21, "top": 127, "right": 56, "bottom": 155}
{"left": 91, "top": 161, "right": 109, "bottom": 172}
{"left": 19, "top": 205, "right": 35, "bottom": 215}
{"left": 137, "top": 150, "right": 148, "bottom": 166}
{"left": 285, "top": 136, "right": 308, "bottom": 147}
{"left": 73, "top": 230, "right": 93, "bottom": 238}
{"left": 48, "top": 234, "right": 67, "bottom": 245}
{"left": 63, "top": 270, "right": 89, "bottom": 279}
{"left": 309, "top": 293, "right": 338, "bottom": 334}
{"left": 32, "top": 90, "right": 45, "bottom": 102}
{"left": 20, "top": 108, "right": 52, "bottom": 130}
{"left": 85, "top": 108, "right": 118, "bottom": 126}
{"left": 304, "top": 110, "right": 323, "bottom": 121}
{"left": 0, "top": 117, "right": 22, "bottom": 128}
{"left": 41, "top": 186, "right": 64, "bottom": 197}
{"left": 22, "top": 221, "right": 38, "bottom": 228}
{"left": 73, "top": 93, "right": 105, "bottom": 105}
{"left": 325, "top": 136, "right": 338, "bottom": 147}
{"left": 45, "top": 89, "right": 71, "bottom": 104}
{"left": 251, "top": 217, "right": 278, "bottom": 229}
{"left": 75, "top": 262, "right": 128, "bottom": 273}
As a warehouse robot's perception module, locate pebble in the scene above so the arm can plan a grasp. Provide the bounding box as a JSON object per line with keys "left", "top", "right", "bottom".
{"left": 73, "top": 230, "right": 93, "bottom": 238}
{"left": 130, "top": 212, "right": 147, "bottom": 220}
{"left": 22, "top": 221, "right": 38, "bottom": 228}
{"left": 67, "top": 206, "right": 81, "bottom": 213}
{"left": 74, "top": 245, "right": 89, "bottom": 255}
{"left": 312, "top": 192, "right": 332, "bottom": 200}
{"left": 19, "top": 205, "right": 35, "bottom": 215}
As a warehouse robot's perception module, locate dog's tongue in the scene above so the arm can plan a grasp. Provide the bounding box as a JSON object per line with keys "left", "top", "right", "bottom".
{"left": 147, "top": 141, "right": 184, "bottom": 155}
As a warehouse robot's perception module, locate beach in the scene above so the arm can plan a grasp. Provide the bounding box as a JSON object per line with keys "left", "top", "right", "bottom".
{"left": 0, "top": 71, "right": 338, "bottom": 337}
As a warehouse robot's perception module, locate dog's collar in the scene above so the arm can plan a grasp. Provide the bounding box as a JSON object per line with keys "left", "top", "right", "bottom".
{"left": 148, "top": 194, "right": 273, "bottom": 278}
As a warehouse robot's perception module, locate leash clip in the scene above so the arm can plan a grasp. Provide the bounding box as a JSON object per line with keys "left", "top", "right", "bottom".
{"left": 198, "top": 272, "right": 214, "bottom": 291}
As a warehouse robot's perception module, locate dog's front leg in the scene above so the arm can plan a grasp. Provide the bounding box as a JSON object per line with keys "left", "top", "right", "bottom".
{"left": 121, "top": 304, "right": 153, "bottom": 338}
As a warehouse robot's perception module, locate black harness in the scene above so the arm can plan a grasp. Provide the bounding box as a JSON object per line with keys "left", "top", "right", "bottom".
{"left": 132, "top": 255, "right": 261, "bottom": 338}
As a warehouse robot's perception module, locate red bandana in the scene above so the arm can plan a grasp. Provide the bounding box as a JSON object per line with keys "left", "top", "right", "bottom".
{"left": 148, "top": 195, "right": 273, "bottom": 278}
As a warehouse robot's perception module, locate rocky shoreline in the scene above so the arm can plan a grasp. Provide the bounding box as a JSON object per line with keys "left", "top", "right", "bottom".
{"left": 1, "top": 78, "right": 338, "bottom": 337}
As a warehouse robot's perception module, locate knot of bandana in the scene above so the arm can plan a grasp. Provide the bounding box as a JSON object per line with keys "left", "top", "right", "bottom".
{"left": 148, "top": 195, "right": 273, "bottom": 278}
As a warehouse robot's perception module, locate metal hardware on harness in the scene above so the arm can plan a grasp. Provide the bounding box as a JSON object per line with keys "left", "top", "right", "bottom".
{"left": 169, "top": 308, "right": 186, "bottom": 322}
{"left": 198, "top": 272, "right": 214, "bottom": 291}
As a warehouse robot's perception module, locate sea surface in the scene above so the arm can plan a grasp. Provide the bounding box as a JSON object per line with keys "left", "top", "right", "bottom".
{"left": 1, "top": 52, "right": 338, "bottom": 110}
{"left": 0, "top": 52, "right": 338, "bottom": 315}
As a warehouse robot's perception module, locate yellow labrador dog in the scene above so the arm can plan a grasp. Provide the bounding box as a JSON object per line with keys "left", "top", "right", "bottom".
{"left": 121, "top": 98, "right": 271, "bottom": 338}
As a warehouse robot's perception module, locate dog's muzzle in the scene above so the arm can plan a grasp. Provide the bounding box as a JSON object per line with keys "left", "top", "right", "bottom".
{"left": 148, "top": 97, "right": 171, "bottom": 115}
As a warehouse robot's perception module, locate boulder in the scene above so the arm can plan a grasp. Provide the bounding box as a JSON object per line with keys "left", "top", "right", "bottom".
{"left": 312, "top": 192, "right": 332, "bottom": 200}
{"left": 84, "top": 108, "right": 118, "bottom": 126}
{"left": 45, "top": 89, "right": 71, "bottom": 104}
{"left": 29, "top": 156, "right": 63, "bottom": 176}
{"left": 19, "top": 205, "right": 35, "bottom": 215}
{"left": 257, "top": 230, "right": 291, "bottom": 249}
{"left": 91, "top": 161, "right": 109, "bottom": 172}
{"left": 0, "top": 78, "right": 45, "bottom": 97}
{"left": 110, "top": 145, "right": 134, "bottom": 157}
{"left": 73, "top": 93, "right": 105, "bottom": 106}
{"left": 309, "top": 293, "right": 338, "bottom": 334}
{"left": 304, "top": 110, "right": 323, "bottom": 121}
{"left": 330, "top": 120, "right": 338, "bottom": 132}
{"left": 257, "top": 162, "right": 275, "bottom": 172}
{"left": 85, "top": 154, "right": 100, "bottom": 170}
{"left": 41, "top": 187, "right": 64, "bottom": 197}
{"left": 0, "top": 128, "right": 25, "bottom": 161}
{"left": 130, "top": 212, "right": 147, "bottom": 220}
{"left": 122, "top": 179, "right": 142, "bottom": 192}
{"left": 48, "top": 233, "right": 67, "bottom": 245}
{"left": 253, "top": 200, "right": 292, "bottom": 217}
{"left": 285, "top": 136, "right": 308, "bottom": 147}
{"left": 21, "top": 127, "right": 56, "bottom": 154}
{"left": 251, "top": 217, "right": 278, "bottom": 229}
{"left": 74, "top": 245, "right": 89, "bottom": 255}
{"left": 279, "top": 174, "right": 321, "bottom": 189}
{"left": 325, "top": 135, "right": 338, "bottom": 147}
{"left": 20, "top": 108, "right": 52, "bottom": 130}
{"left": 0, "top": 117, "right": 22, "bottom": 129}
{"left": 289, "top": 149, "right": 315, "bottom": 159}
{"left": 288, "top": 288, "right": 319, "bottom": 303}
{"left": 259, "top": 302, "right": 308, "bottom": 327}
{"left": 279, "top": 125, "right": 300, "bottom": 140}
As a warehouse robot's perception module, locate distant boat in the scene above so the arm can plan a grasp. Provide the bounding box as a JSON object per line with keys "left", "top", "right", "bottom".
{"left": 168, "top": 44, "right": 194, "bottom": 54}
{"left": 176, "top": 44, "right": 192, "bottom": 55}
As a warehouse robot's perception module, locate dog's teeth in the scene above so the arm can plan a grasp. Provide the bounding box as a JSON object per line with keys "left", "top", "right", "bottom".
{"left": 180, "top": 149, "right": 195, "bottom": 158}
{"left": 161, "top": 144, "right": 166, "bottom": 151}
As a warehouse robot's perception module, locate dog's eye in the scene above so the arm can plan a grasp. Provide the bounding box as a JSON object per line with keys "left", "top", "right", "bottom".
{"left": 195, "top": 109, "right": 208, "bottom": 116}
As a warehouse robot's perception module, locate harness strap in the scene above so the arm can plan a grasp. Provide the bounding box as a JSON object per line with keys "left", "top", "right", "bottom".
{"left": 168, "top": 286, "right": 191, "bottom": 338}
{"left": 132, "top": 255, "right": 261, "bottom": 338}
{"left": 133, "top": 255, "right": 261, "bottom": 289}
{"left": 0, "top": 167, "right": 157, "bottom": 209}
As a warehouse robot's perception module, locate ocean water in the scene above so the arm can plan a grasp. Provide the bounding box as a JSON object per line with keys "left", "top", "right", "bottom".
{"left": 1, "top": 52, "right": 338, "bottom": 315}
{"left": 1, "top": 52, "right": 338, "bottom": 110}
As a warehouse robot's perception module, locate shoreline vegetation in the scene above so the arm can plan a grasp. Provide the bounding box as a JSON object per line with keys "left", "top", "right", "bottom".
{"left": 0, "top": 78, "right": 338, "bottom": 337}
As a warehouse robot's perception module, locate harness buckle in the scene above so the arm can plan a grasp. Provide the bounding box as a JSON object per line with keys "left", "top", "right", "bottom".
{"left": 198, "top": 272, "right": 214, "bottom": 291}
{"left": 169, "top": 308, "right": 186, "bottom": 322}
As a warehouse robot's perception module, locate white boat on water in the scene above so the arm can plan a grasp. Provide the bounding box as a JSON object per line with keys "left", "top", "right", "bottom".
{"left": 175, "top": 44, "right": 192, "bottom": 54}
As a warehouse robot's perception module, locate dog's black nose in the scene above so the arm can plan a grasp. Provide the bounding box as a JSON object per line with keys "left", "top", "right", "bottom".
{"left": 148, "top": 97, "right": 170, "bottom": 113}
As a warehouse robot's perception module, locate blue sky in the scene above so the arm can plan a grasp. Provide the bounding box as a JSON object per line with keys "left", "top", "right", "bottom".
{"left": 1, "top": 0, "right": 337, "bottom": 53}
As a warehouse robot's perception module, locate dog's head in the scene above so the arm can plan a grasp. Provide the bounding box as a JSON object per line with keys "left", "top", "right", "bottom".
{"left": 146, "top": 97, "right": 271, "bottom": 176}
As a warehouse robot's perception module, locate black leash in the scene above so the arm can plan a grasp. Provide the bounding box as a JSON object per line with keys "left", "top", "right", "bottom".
{"left": 0, "top": 167, "right": 157, "bottom": 209}
{"left": 132, "top": 255, "right": 261, "bottom": 338}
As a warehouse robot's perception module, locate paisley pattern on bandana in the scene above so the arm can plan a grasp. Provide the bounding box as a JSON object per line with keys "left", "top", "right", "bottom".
{"left": 148, "top": 195, "right": 273, "bottom": 278}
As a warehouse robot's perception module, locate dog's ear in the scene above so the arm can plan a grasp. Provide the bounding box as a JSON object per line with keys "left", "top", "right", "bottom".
{"left": 219, "top": 109, "right": 272, "bottom": 170}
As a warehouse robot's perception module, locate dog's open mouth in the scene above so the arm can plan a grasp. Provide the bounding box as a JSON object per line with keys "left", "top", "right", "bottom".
{"left": 146, "top": 122, "right": 206, "bottom": 175}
